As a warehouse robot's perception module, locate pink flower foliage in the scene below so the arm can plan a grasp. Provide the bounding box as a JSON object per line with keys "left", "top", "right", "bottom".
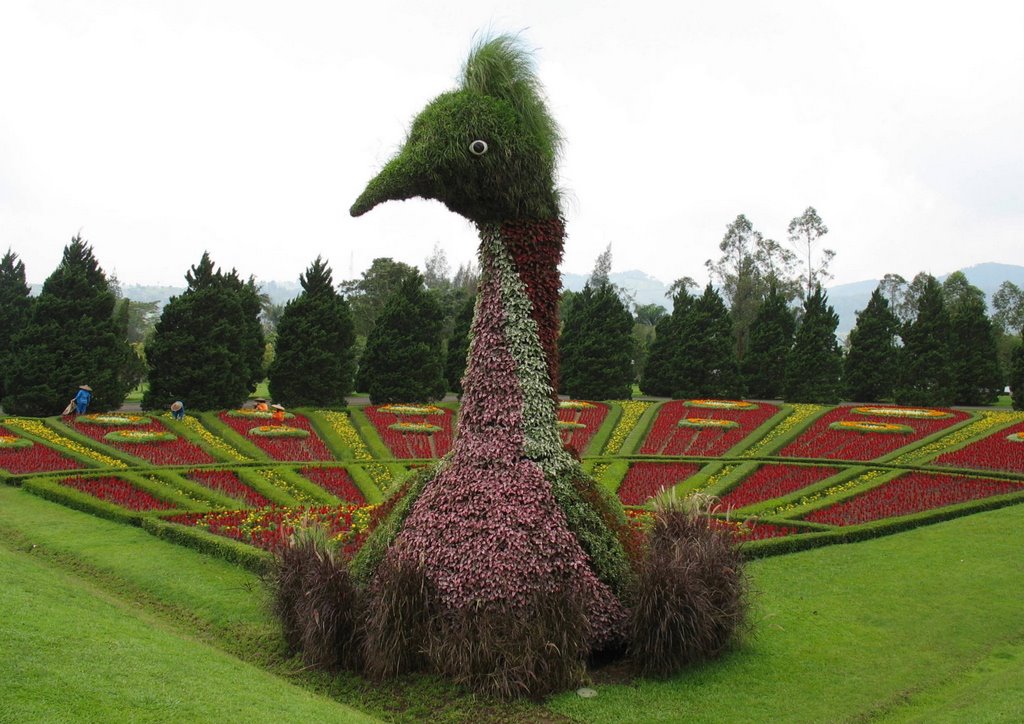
{"left": 186, "top": 469, "right": 270, "bottom": 507}
{"left": 779, "top": 405, "right": 968, "bottom": 461}
{"left": 719, "top": 464, "right": 840, "bottom": 511}
{"left": 804, "top": 471, "right": 1022, "bottom": 526}
{"left": 934, "top": 420, "right": 1024, "bottom": 473}
{"left": 364, "top": 405, "right": 454, "bottom": 459}
{"left": 218, "top": 411, "right": 335, "bottom": 462}
{"left": 557, "top": 402, "right": 608, "bottom": 455}
{"left": 70, "top": 417, "right": 215, "bottom": 465}
{"left": 300, "top": 466, "right": 366, "bottom": 504}
{"left": 60, "top": 475, "right": 173, "bottom": 511}
{"left": 617, "top": 462, "right": 702, "bottom": 506}
{"left": 639, "top": 400, "right": 779, "bottom": 456}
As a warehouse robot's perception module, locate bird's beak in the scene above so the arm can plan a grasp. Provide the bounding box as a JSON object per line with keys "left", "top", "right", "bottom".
{"left": 350, "top": 151, "right": 425, "bottom": 217}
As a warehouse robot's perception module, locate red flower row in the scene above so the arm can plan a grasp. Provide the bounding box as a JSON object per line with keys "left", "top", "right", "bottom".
{"left": 186, "top": 469, "right": 270, "bottom": 508}
{"left": 218, "top": 411, "right": 335, "bottom": 462}
{"left": 557, "top": 402, "right": 608, "bottom": 456}
{"left": 618, "top": 461, "right": 702, "bottom": 506}
{"left": 0, "top": 426, "right": 85, "bottom": 474}
{"left": 934, "top": 421, "right": 1024, "bottom": 473}
{"left": 60, "top": 475, "right": 174, "bottom": 511}
{"left": 639, "top": 400, "right": 779, "bottom": 457}
{"left": 70, "top": 417, "right": 215, "bottom": 465}
{"left": 300, "top": 467, "right": 367, "bottom": 504}
{"left": 720, "top": 464, "right": 840, "bottom": 511}
{"left": 363, "top": 405, "right": 454, "bottom": 459}
{"left": 804, "top": 471, "right": 1021, "bottom": 526}
{"left": 779, "top": 406, "right": 967, "bottom": 461}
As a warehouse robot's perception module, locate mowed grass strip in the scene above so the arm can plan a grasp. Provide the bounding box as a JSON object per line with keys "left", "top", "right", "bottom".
{"left": 0, "top": 541, "right": 377, "bottom": 723}
{"left": 548, "top": 503, "right": 1024, "bottom": 722}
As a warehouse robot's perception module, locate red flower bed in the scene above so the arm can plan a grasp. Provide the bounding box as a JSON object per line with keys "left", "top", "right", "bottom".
{"left": 557, "top": 402, "right": 608, "bottom": 456}
{"left": 617, "top": 461, "right": 702, "bottom": 505}
{"left": 804, "top": 472, "right": 1022, "bottom": 526}
{"left": 710, "top": 518, "right": 802, "bottom": 541}
{"left": 300, "top": 467, "right": 366, "bottom": 504}
{"left": 70, "top": 417, "right": 215, "bottom": 466}
{"left": 638, "top": 400, "right": 779, "bottom": 457}
{"left": 363, "top": 405, "right": 455, "bottom": 459}
{"left": 168, "top": 504, "right": 372, "bottom": 556}
{"left": 186, "top": 469, "right": 269, "bottom": 507}
{"left": 60, "top": 475, "right": 174, "bottom": 511}
{"left": 0, "top": 426, "right": 85, "bottom": 474}
{"left": 720, "top": 464, "right": 840, "bottom": 511}
{"left": 779, "top": 406, "right": 968, "bottom": 461}
{"left": 934, "top": 420, "right": 1024, "bottom": 473}
{"left": 218, "top": 411, "right": 335, "bottom": 462}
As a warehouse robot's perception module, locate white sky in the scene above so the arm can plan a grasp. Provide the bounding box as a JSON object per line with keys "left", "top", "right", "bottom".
{"left": 2, "top": 0, "right": 1022, "bottom": 289}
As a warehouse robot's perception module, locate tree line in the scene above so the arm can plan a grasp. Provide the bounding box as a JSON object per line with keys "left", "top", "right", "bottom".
{"left": 2, "top": 224, "right": 1022, "bottom": 415}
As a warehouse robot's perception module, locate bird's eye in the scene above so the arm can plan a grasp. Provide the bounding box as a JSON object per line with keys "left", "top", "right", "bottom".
{"left": 469, "top": 139, "right": 488, "bottom": 156}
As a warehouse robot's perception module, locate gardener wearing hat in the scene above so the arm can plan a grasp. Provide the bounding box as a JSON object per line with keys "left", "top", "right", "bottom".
{"left": 74, "top": 385, "right": 92, "bottom": 415}
{"left": 170, "top": 400, "right": 185, "bottom": 421}
{"left": 271, "top": 403, "right": 286, "bottom": 424}
{"left": 254, "top": 398, "right": 269, "bottom": 412}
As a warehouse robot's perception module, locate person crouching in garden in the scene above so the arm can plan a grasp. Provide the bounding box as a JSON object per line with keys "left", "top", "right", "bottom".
{"left": 170, "top": 400, "right": 185, "bottom": 421}
{"left": 254, "top": 398, "right": 269, "bottom": 412}
{"left": 271, "top": 403, "right": 286, "bottom": 424}
{"left": 74, "top": 385, "right": 92, "bottom": 415}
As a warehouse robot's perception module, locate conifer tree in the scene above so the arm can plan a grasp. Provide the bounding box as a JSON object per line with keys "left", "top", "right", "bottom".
{"left": 358, "top": 272, "right": 446, "bottom": 404}
{"left": 3, "top": 236, "right": 133, "bottom": 415}
{"left": 895, "top": 275, "right": 954, "bottom": 406}
{"left": 1011, "top": 343, "right": 1024, "bottom": 411}
{"left": 844, "top": 288, "right": 899, "bottom": 402}
{"left": 559, "top": 280, "right": 634, "bottom": 400}
{"left": 445, "top": 293, "right": 476, "bottom": 394}
{"left": 943, "top": 274, "right": 1002, "bottom": 405}
{"left": 741, "top": 284, "right": 796, "bottom": 399}
{"left": 268, "top": 257, "right": 355, "bottom": 407}
{"left": 675, "top": 285, "right": 742, "bottom": 399}
{"left": 641, "top": 288, "right": 697, "bottom": 397}
{"left": 783, "top": 286, "right": 843, "bottom": 403}
{"left": 143, "top": 253, "right": 266, "bottom": 410}
{"left": 0, "top": 250, "right": 33, "bottom": 403}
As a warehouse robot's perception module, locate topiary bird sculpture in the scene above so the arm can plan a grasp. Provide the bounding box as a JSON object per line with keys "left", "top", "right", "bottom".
{"left": 349, "top": 35, "right": 635, "bottom": 698}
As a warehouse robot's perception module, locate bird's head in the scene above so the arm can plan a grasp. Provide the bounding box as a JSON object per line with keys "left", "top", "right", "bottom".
{"left": 351, "top": 35, "right": 562, "bottom": 224}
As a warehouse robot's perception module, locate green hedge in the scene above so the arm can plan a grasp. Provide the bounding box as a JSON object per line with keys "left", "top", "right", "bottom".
{"left": 139, "top": 516, "right": 272, "bottom": 574}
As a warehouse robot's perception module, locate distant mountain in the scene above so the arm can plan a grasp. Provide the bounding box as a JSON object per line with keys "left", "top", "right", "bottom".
{"left": 561, "top": 269, "right": 672, "bottom": 309}
{"left": 827, "top": 262, "right": 1024, "bottom": 340}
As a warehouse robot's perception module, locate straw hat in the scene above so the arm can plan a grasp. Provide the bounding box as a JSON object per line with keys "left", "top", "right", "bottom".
{"left": 79, "top": 384, "right": 92, "bottom": 391}
{"left": 271, "top": 403, "right": 285, "bottom": 411}
{"left": 170, "top": 401, "right": 183, "bottom": 412}
{"left": 255, "top": 398, "right": 266, "bottom": 403}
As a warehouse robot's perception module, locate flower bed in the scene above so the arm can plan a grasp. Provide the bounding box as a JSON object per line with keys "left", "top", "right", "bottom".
{"left": 60, "top": 475, "right": 174, "bottom": 511}
{"left": 828, "top": 421, "right": 913, "bottom": 435}
{"left": 69, "top": 417, "right": 215, "bottom": 466}
{"left": 363, "top": 404, "right": 454, "bottom": 459}
{"left": 167, "top": 504, "right": 375, "bottom": 555}
{"left": 0, "top": 425, "right": 86, "bottom": 475}
{"left": 933, "top": 420, "right": 1024, "bottom": 473}
{"left": 248, "top": 425, "right": 310, "bottom": 438}
{"left": 300, "top": 467, "right": 367, "bottom": 504}
{"left": 75, "top": 413, "right": 152, "bottom": 426}
{"left": 720, "top": 464, "right": 841, "bottom": 511}
{"left": 803, "top": 471, "right": 1022, "bottom": 526}
{"left": 617, "top": 461, "right": 702, "bottom": 506}
{"left": 557, "top": 400, "right": 608, "bottom": 455}
{"left": 186, "top": 469, "right": 270, "bottom": 508}
{"left": 218, "top": 411, "right": 335, "bottom": 462}
{"left": 639, "top": 400, "right": 779, "bottom": 456}
{"left": 602, "top": 400, "right": 652, "bottom": 455}
{"left": 779, "top": 405, "right": 969, "bottom": 461}
{"left": 3, "top": 419, "right": 127, "bottom": 469}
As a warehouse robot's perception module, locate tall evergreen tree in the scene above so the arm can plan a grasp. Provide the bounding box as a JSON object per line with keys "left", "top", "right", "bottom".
{"left": 895, "top": 275, "right": 954, "bottom": 406}
{"left": 1011, "top": 343, "right": 1024, "bottom": 411}
{"left": 943, "top": 273, "right": 1002, "bottom": 405}
{"left": 559, "top": 281, "right": 634, "bottom": 400}
{"left": 3, "top": 236, "right": 133, "bottom": 415}
{"left": 358, "top": 272, "right": 446, "bottom": 404}
{"left": 0, "top": 250, "right": 33, "bottom": 403}
{"left": 741, "top": 284, "right": 796, "bottom": 399}
{"left": 143, "top": 252, "right": 266, "bottom": 410}
{"left": 845, "top": 288, "right": 900, "bottom": 402}
{"left": 783, "top": 286, "right": 843, "bottom": 403}
{"left": 673, "top": 284, "right": 742, "bottom": 399}
{"left": 267, "top": 257, "right": 355, "bottom": 407}
{"left": 445, "top": 293, "right": 476, "bottom": 394}
{"left": 640, "top": 293, "right": 686, "bottom": 397}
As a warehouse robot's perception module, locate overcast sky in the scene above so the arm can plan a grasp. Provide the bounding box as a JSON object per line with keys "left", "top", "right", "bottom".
{"left": 2, "top": 0, "right": 1022, "bottom": 291}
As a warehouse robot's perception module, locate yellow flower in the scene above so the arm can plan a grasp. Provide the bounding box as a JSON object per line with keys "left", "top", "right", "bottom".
{"left": 3, "top": 418, "right": 127, "bottom": 468}
{"left": 172, "top": 414, "right": 251, "bottom": 462}
{"left": 602, "top": 401, "right": 652, "bottom": 455}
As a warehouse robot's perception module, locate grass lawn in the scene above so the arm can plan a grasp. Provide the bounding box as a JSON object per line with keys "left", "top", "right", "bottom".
{"left": 2, "top": 483, "right": 1023, "bottom": 721}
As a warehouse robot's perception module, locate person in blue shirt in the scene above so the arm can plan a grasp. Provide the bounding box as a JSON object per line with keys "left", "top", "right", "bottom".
{"left": 170, "top": 400, "right": 185, "bottom": 420}
{"left": 74, "top": 385, "right": 92, "bottom": 415}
